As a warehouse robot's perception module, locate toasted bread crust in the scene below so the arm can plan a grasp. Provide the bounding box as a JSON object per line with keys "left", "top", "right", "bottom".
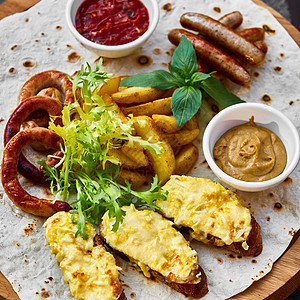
{"left": 158, "top": 210, "right": 262, "bottom": 257}
{"left": 150, "top": 266, "right": 208, "bottom": 298}
{"left": 224, "top": 216, "right": 262, "bottom": 256}
{"left": 99, "top": 231, "right": 208, "bottom": 298}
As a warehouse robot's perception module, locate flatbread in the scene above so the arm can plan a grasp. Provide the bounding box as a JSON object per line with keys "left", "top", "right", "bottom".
{"left": 0, "top": 0, "right": 299, "bottom": 299}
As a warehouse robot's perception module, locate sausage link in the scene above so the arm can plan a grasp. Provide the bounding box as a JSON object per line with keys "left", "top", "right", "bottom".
{"left": 4, "top": 96, "right": 63, "bottom": 185}
{"left": 253, "top": 41, "right": 268, "bottom": 54}
{"left": 168, "top": 29, "right": 251, "bottom": 85}
{"left": 180, "top": 13, "right": 265, "bottom": 66}
{"left": 18, "top": 70, "right": 74, "bottom": 104}
{"left": 218, "top": 11, "right": 243, "bottom": 29}
{"left": 1, "top": 127, "right": 70, "bottom": 217}
{"left": 237, "top": 27, "right": 265, "bottom": 42}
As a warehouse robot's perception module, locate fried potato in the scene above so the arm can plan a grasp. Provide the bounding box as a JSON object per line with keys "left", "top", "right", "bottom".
{"left": 101, "top": 94, "right": 129, "bottom": 125}
{"left": 108, "top": 148, "right": 145, "bottom": 169}
{"left": 121, "top": 97, "right": 172, "bottom": 116}
{"left": 121, "top": 141, "right": 149, "bottom": 168}
{"left": 95, "top": 76, "right": 121, "bottom": 96}
{"left": 112, "top": 87, "right": 166, "bottom": 105}
{"left": 165, "top": 129, "right": 200, "bottom": 148}
{"left": 174, "top": 143, "right": 199, "bottom": 175}
{"left": 134, "top": 116, "right": 175, "bottom": 185}
{"left": 152, "top": 115, "right": 181, "bottom": 133}
{"left": 117, "top": 168, "right": 146, "bottom": 189}
{"left": 183, "top": 115, "right": 199, "bottom": 130}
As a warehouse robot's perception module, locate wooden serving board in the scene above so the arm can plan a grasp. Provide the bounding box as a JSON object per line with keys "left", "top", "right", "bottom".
{"left": 0, "top": 0, "right": 299, "bottom": 299}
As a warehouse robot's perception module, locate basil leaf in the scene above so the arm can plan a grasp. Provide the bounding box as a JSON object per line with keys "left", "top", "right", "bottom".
{"left": 171, "top": 35, "right": 198, "bottom": 78}
{"left": 171, "top": 86, "right": 202, "bottom": 128}
{"left": 191, "top": 72, "right": 211, "bottom": 83}
{"left": 199, "top": 77, "right": 245, "bottom": 107}
{"left": 120, "top": 70, "right": 179, "bottom": 89}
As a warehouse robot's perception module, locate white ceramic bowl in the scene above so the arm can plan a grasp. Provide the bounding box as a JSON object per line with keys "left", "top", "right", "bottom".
{"left": 202, "top": 103, "right": 300, "bottom": 192}
{"left": 65, "top": 0, "right": 159, "bottom": 58}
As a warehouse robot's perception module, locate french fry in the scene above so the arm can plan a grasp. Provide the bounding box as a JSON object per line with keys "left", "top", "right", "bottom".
{"left": 111, "top": 87, "right": 166, "bottom": 105}
{"left": 152, "top": 115, "right": 181, "bottom": 133}
{"left": 164, "top": 128, "right": 200, "bottom": 148}
{"left": 174, "top": 143, "right": 199, "bottom": 175}
{"left": 95, "top": 76, "right": 121, "bottom": 96}
{"left": 118, "top": 168, "right": 146, "bottom": 189}
{"left": 134, "top": 116, "right": 175, "bottom": 185}
{"left": 121, "top": 141, "right": 149, "bottom": 168}
{"left": 121, "top": 97, "right": 172, "bottom": 116}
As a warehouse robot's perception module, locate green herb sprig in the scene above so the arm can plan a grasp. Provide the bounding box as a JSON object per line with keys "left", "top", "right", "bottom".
{"left": 120, "top": 36, "right": 244, "bottom": 127}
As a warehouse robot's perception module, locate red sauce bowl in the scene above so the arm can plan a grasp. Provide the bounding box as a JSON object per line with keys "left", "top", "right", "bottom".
{"left": 66, "top": 0, "right": 159, "bottom": 58}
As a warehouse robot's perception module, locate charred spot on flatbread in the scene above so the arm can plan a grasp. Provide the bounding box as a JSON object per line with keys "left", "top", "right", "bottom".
{"left": 261, "top": 94, "right": 271, "bottom": 103}
{"left": 274, "top": 66, "right": 282, "bottom": 72}
{"left": 67, "top": 51, "right": 81, "bottom": 63}
{"left": 213, "top": 7, "right": 221, "bottom": 13}
{"left": 263, "top": 24, "right": 276, "bottom": 35}
{"left": 162, "top": 3, "right": 172, "bottom": 12}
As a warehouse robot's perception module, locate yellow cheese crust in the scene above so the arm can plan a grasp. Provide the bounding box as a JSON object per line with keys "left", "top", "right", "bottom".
{"left": 44, "top": 212, "right": 122, "bottom": 300}
{"left": 157, "top": 175, "right": 252, "bottom": 246}
{"left": 100, "top": 205, "right": 201, "bottom": 284}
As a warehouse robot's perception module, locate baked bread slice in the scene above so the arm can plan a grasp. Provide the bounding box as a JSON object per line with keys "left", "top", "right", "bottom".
{"left": 156, "top": 175, "right": 262, "bottom": 257}
{"left": 44, "top": 211, "right": 125, "bottom": 300}
{"left": 100, "top": 205, "right": 208, "bottom": 298}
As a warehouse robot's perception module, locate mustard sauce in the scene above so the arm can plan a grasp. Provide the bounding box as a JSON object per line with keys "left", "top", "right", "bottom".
{"left": 213, "top": 117, "right": 287, "bottom": 182}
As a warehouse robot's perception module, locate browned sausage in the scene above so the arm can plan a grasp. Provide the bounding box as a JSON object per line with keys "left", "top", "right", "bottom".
{"left": 180, "top": 13, "right": 265, "bottom": 66}
{"left": 18, "top": 70, "right": 74, "bottom": 104}
{"left": 1, "top": 127, "right": 70, "bottom": 217}
{"left": 218, "top": 11, "right": 243, "bottom": 29}
{"left": 237, "top": 27, "right": 265, "bottom": 42}
{"left": 253, "top": 41, "right": 268, "bottom": 54}
{"left": 168, "top": 29, "right": 251, "bottom": 85}
{"left": 4, "top": 96, "right": 63, "bottom": 185}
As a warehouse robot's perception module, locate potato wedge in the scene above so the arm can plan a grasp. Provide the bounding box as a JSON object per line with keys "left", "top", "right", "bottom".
{"left": 174, "top": 143, "right": 199, "bottom": 175}
{"left": 112, "top": 87, "right": 166, "bottom": 105}
{"left": 108, "top": 148, "right": 145, "bottom": 169}
{"left": 117, "top": 168, "right": 146, "bottom": 189}
{"left": 165, "top": 129, "right": 200, "bottom": 148}
{"left": 134, "top": 116, "right": 175, "bottom": 185}
{"left": 121, "top": 97, "right": 172, "bottom": 116}
{"left": 183, "top": 115, "right": 199, "bottom": 130}
{"left": 95, "top": 76, "right": 121, "bottom": 96}
{"left": 101, "top": 94, "right": 129, "bottom": 125}
{"left": 121, "top": 141, "right": 149, "bottom": 168}
{"left": 152, "top": 115, "right": 181, "bottom": 133}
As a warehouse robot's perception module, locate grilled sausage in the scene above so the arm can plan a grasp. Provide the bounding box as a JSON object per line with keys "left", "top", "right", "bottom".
{"left": 18, "top": 70, "right": 74, "bottom": 104}
{"left": 237, "top": 27, "right": 265, "bottom": 42}
{"left": 1, "top": 127, "right": 70, "bottom": 217}
{"left": 218, "top": 11, "right": 243, "bottom": 29}
{"left": 180, "top": 13, "right": 265, "bottom": 66}
{"left": 168, "top": 29, "right": 251, "bottom": 85}
{"left": 4, "top": 96, "right": 63, "bottom": 185}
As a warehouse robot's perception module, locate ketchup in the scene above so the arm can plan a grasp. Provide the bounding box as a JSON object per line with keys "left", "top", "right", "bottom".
{"left": 75, "top": 0, "right": 150, "bottom": 46}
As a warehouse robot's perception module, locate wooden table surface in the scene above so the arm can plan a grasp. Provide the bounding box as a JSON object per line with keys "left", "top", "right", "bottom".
{"left": 0, "top": 0, "right": 299, "bottom": 299}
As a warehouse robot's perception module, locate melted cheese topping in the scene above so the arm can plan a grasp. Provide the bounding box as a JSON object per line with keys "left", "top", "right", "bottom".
{"left": 156, "top": 175, "right": 252, "bottom": 246}
{"left": 44, "top": 212, "right": 122, "bottom": 300}
{"left": 100, "top": 205, "right": 200, "bottom": 284}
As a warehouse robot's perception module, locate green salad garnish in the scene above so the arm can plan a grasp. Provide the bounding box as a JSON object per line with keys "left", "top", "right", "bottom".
{"left": 40, "top": 59, "right": 167, "bottom": 239}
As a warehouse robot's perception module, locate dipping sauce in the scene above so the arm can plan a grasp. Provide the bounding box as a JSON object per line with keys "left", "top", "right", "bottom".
{"left": 75, "top": 0, "right": 150, "bottom": 46}
{"left": 213, "top": 117, "right": 287, "bottom": 182}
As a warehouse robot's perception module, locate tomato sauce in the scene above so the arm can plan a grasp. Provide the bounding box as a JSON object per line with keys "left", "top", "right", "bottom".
{"left": 75, "top": 0, "right": 150, "bottom": 46}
